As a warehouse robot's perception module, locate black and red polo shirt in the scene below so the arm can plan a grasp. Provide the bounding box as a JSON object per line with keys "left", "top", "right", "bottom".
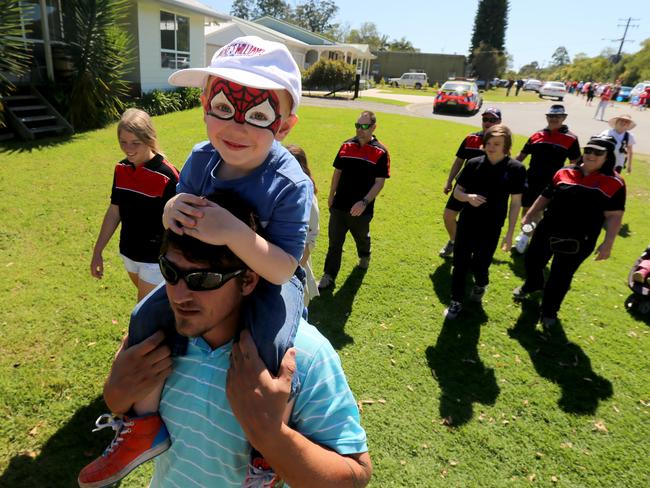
{"left": 456, "top": 155, "right": 526, "bottom": 226}
{"left": 542, "top": 167, "right": 625, "bottom": 241}
{"left": 455, "top": 131, "right": 485, "bottom": 161}
{"left": 331, "top": 136, "right": 391, "bottom": 217}
{"left": 110, "top": 154, "right": 179, "bottom": 262}
{"left": 520, "top": 125, "right": 581, "bottom": 189}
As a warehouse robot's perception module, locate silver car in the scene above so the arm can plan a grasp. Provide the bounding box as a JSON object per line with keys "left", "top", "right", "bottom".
{"left": 538, "top": 81, "right": 566, "bottom": 101}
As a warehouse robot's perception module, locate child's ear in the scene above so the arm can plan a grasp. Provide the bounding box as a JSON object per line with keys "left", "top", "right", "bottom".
{"left": 275, "top": 114, "right": 298, "bottom": 141}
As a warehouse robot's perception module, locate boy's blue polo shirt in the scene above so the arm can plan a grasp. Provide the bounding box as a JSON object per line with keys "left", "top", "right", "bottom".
{"left": 177, "top": 140, "right": 313, "bottom": 263}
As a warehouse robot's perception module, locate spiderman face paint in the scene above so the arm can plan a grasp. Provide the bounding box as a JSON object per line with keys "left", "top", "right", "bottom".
{"left": 204, "top": 77, "right": 282, "bottom": 135}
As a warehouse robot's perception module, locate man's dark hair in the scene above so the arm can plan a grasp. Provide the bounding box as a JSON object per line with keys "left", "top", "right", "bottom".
{"left": 160, "top": 191, "right": 261, "bottom": 269}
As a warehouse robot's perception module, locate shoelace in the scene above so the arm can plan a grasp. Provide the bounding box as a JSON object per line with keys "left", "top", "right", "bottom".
{"left": 242, "top": 464, "right": 279, "bottom": 488}
{"left": 91, "top": 414, "right": 134, "bottom": 456}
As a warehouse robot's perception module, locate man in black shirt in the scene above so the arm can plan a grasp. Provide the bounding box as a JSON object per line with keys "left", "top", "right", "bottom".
{"left": 513, "top": 105, "right": 580, "bottom": 254}
{"left": 318, "top": 111, "right": 391, "bottom": 290}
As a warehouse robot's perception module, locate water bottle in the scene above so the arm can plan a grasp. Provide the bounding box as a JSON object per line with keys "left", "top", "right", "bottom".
{"left": 522, "top": 222, "right": 536, "bottom": 234}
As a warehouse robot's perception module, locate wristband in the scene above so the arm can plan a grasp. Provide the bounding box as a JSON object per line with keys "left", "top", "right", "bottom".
{"left": 361, "top": 198, "right": 369, "bottom": 206}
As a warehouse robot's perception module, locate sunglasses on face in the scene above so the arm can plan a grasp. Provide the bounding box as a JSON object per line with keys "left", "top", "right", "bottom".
{"left": 583, "top": 147, "right": 606, "bottom": 156}
{"left": 482, "top": 117, "right": 499, "bottom": 123}
{"left": 546, "top": 114, "right": 564, "bottom": 119}
{"left": 355, "top": 122, "right": 373, "bottom": 130}
{"left": 159, "top": 255, "right": 245, "bottom": 291}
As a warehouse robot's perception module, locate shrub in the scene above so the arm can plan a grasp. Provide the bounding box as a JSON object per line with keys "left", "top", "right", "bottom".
{"left": 135, "top": 87, "right": 201, "bottom": 116}
{"left": 175, "top": 87, "right": 202, "bottom": 110}
{"left": 303, "top": 59, "right": 355, "bottom": 94}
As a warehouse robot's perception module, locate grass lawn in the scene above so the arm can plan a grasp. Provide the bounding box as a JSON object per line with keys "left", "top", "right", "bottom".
{"left": 482, "top": 87, "right": 542, "bottom": 103}
{"left": 356, "top": 96, "right": 411, "bottom": 107}
{"left": 1, "top": 106, "right": 649, "bottom": 487}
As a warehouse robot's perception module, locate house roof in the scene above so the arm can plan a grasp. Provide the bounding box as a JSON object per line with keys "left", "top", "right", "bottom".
{"left": 205, "top": 18, "right": 308, "bottom": 48}
{"left": 253, "top": 16, "right": 336, "bottom": 46}
{"left": 159, "top": 0, "right": 230, "bottom": 20}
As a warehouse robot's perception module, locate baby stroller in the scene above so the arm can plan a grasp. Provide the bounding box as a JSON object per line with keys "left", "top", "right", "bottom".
{"left": 626, "top": 245, "right": 650, "bottom": 314}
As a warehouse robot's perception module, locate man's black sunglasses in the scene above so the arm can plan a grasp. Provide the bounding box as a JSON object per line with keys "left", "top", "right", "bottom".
{"left": 482, "top": 117, "right": 500, "bottom": 123}
{"left": 355, "top": 122, "right": 373, "bottom": 130}
{"left": 583, "top": 147, "right": 607, "bottom": 156}
{"left": 159, "top": 255, "right": 244, "bottom": 291}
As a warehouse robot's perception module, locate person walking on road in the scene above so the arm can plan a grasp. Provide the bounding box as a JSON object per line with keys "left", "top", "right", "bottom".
{"left": 594, "top": 84, "right": 612, "bottom": 120}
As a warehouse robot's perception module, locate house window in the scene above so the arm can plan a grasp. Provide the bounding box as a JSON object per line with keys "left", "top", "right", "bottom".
{"left": 19, "top": 0, "right": 64, "bottom": 42}
{"left": 160, "top": 11, "right": 190, "bottom": 69}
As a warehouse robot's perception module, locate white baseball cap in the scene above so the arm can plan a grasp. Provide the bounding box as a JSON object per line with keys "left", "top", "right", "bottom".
{"left": 168, "top": 36, "right": 301, "bottom": 113}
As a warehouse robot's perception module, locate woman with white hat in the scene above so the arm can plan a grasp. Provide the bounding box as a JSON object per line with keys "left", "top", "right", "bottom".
{"left": 600, "top": 114, "right": 636, "bottom": 174}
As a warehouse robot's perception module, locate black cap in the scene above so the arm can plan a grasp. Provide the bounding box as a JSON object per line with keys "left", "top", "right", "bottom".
{"left": 584, "top": 135, "right": 616, "bottom": 153}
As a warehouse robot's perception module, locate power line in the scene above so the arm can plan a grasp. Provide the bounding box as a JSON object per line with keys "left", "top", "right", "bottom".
{"left": 603, "top": 17, "right": 640, "bottom": 63}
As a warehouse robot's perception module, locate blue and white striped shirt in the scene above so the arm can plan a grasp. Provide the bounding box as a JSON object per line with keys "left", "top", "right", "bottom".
{"left": 150, "top": 320, "right": 367, "bottom": 487}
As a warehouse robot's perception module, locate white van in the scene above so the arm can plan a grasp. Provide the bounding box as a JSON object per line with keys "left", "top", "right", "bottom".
{"left": 387, "top": 72, "right": 428, "bottom": 89}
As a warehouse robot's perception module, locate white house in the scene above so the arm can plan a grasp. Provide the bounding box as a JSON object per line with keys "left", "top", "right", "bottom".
{"left": 125, "top": 0, "right": 230, "bottom": 93}
{"left": 6, "top": 0, "right": 230, "bottom": 94}
{"left": 205, "top": 16, "right": 375, "bottom": 81}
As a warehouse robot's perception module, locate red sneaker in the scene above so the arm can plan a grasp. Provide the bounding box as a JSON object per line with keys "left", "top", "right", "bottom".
{"left": 78, "top": 413, "right": 170, "bottom": 488}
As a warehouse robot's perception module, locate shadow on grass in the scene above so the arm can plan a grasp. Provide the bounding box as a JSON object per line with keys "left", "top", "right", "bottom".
{"left": 505, "top": 253, "right": 528, "bottom": 281}
{"left": 0, "top": 134, "right": 78, "bottom": 154}
{"left": 508, "top": 300, "right": 613, "bottom": 414}
{"left": 618, "top": 223, "right": 631, "bottom": 238}
{"left": 425, "top": 307, "right": 498, "bottom": 427}
{"left": 429, "top": 260, "right": 452, "bottom": 305}
{"left": 0, "top": 396, "right": 117, "bottom": 488}
{"left": 307, "top": 267, "right": 366, "bottom": 350}
{"left": 624, "top": 294, "right": 650, "bottom": 324}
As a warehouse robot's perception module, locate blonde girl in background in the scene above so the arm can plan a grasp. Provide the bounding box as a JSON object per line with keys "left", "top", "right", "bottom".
{"left": 90, "top": 108, "right": 179, "bottom": 302}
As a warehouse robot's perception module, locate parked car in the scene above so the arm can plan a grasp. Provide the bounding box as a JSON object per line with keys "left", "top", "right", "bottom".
{"left": 630, "top": 81, "right": 650, "bottom": 103}
{"left": 433, "top": 80, "right": 483, "bottom": 114}
{"left": 616, "top": 86, "right": 633, "bottom": 102}
{"left": 538, "top": 81, "right": 566, "bottom": 101}
{"left": 387, "top": 72, "right": 428, "bottom": 89}
{"left": 523, "top": 79, "right": 543, "bottom": 92}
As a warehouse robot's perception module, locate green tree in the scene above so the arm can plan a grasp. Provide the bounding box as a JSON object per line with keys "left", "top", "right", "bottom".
{"left": 346, "top": 22, "right": 389, "bottom": 51}
{"left": 0, "top": 0, "right": 33, "bottom": 127}
{"left": 63, "top": 0, "right": 134, "bottom": 131}
{"left": 388, "top": 37, "right": 419, "bottom": 52}
{"left": 469, "top": 0, "right": 509, "bottom": 57}
{"left": 230, "top": 0, "right": 255, "bottom": 19}
{"left": 293, "top": 0, "right": 339, "bottom": 33}
{"left": 618, "top": 38, "right": 650, "bottom": 84}
{"left": 551, "top": 46, "right": 570, "bottom": 67}
{"left": 253, "top": 0, "right": 292, "bottom": 19}
{"left": 302, "top": 59, "right": 354, "bottom": 94}
{"left": 470, "top": 42, "right": 507, "bottom": 83}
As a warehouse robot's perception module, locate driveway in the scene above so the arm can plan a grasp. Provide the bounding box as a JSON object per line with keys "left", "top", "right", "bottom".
{"left": 302, "top": 89, "right": 649, "bottom": 155}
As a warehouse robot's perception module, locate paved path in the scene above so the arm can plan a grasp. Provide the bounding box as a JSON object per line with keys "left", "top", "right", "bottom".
{"left": 302, "top": 88, "right": 650, "bottom": 155}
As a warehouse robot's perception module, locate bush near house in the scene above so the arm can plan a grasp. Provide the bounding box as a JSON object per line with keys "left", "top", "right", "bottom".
{"left": 303, "top": 59, "right": 355, "bottom": 94}
{"left": 133, "top": 88, "right": 201, "bottom": 116}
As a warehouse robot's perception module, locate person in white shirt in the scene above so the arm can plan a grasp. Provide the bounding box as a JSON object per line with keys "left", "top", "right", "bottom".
{"left": 600, "top": 114, "right": 636, "bottom": 174}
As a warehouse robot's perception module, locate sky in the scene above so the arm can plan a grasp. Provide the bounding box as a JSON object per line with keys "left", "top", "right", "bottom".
{"left": 202, "top": 0, "right": 648, "bottom": 70}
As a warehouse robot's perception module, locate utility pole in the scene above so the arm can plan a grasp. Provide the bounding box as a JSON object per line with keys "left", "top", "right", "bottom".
{"left": 613, "top": 17, "right": 639, "bottom": 63}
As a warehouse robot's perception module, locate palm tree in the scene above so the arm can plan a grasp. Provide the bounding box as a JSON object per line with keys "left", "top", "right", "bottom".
{"left": 63, "top": 0, "right": 133, "bottom": 130}
{"left": 0, "top": 1, "right": 33, "bottom": 128}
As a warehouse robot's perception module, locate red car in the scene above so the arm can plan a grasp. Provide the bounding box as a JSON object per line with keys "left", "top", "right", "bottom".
{"left": 433, "top": 80, "right": 483, "bottom": 114}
